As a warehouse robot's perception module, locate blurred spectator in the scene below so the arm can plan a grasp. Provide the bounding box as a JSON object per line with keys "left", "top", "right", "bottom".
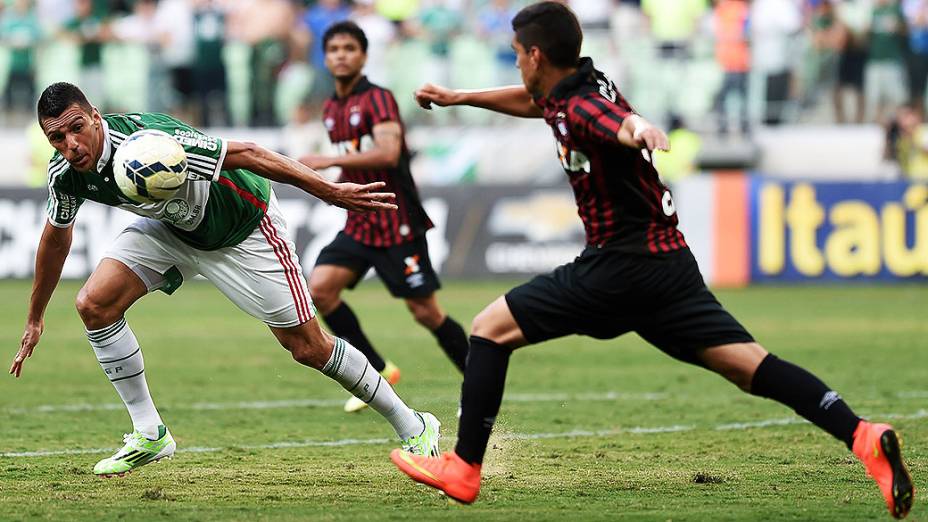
{"left": 835, "top": 0, "right": 870, "bottom": 123}
{"left": 866, "top": 0, "right": 909, "bottom": 123}
{"left": 155, "top": 0, "right": 196, "bottom": 120}
{"left": 301, "top": 0, "right": 351, "bottom": 104}
{"left": 655, "top": 115, "right": 702, "bottom": 183}
{"left": 62, "top": 0, "right": 108, "bottom": 106}
{"left": 571, "top": 0, "right": 612, "bottom": 29}
{"left": 35, "top": 0, "right": 74, "bottom": 34}
{"left": 751, "top": 0, "right": 802, "bottom": 125}
{"left": 476, "top": 0, "right": 517, "bottom": 84}
{"left": 419, "top": 0, "right": 462, "bottom": 59}
{"left": 711, "top": 0, "right": 749, "bottom": 135}
{"left": 887, "top": 103, "right": 928, "bottom": 177}
{"left": 375, "top": 0, "right": 419, "bottom": 23}
{"left": 904, "top": 0, "right": 928, "bottom": 113}
{"left": 351, "top": 0, "right": 396, "bottom": 85}
{"left": 229, "top": 0, "right": 296, "bottom": 126}
{"left": 111, "top": 0, "right": 163, "bottom": 111}
{"left": 641, "top": 0, "right": 709, "bottom": 125}
{"left": 803, "top": 0, "right": 843, "bottom": 114}
{"left": 192, "top": 0, "right": 229, "bottom": 126}
{"left": 1, "top": 0, "right": 42, "bottom": 120}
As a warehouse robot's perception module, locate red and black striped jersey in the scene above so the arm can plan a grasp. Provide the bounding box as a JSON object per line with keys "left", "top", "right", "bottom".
{"left": 534, "top": 58, "right": 687, "bottom": 255}
{"left": 322, "top": 76, "right": 433, "bottom": 247}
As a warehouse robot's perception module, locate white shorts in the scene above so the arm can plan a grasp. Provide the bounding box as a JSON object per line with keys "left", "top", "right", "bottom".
{"left": 104, "top": 193, "right": 315, "bottom": 328}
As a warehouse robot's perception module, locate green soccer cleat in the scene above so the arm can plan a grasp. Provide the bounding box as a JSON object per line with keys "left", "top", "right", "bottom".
{"left": 93, "top": 426, "right": 176, "bottom": 477}
{"left": 401, "top": 412, "right": 441, "bottom": 457}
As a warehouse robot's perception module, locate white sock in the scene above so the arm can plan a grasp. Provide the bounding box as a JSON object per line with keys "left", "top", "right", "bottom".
{"left": 87, "top": 318, "right": 163, "bottom": 439}
{"left": 322, "top": 337, "right": 423, "bottom": 439}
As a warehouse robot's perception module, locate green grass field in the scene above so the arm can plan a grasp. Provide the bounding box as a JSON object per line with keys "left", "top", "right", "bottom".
{"left": 0, "top": 280, "right": 925, "bottom": 521}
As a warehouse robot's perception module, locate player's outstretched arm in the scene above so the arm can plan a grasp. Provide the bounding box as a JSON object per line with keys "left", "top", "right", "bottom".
{"left": 10, "top": 222, "right": 73, "bottom": 378}
{"left": 415, "top": 83, "right": 543, "bottom": 118}
{"left": 617, "top": 115, "right": 670, "bottom": 153}
{"left": 222, "top": 140, "right": 397, "bottom": 212}
{"left": 300, "top": 121, "right": 403, "bottom": 171}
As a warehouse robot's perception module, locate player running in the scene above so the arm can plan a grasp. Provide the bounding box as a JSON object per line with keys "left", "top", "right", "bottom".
{"left": 9, "top": 82, "right": 441, "bottom": 477}
{"left": 390, "top": 2, "right": 915, "bottom": 518}
{"left": 299, "top": 21, "right": 469, "bottom": 413}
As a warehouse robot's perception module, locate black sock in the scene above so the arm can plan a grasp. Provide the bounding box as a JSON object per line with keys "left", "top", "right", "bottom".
{"left": 323, "top": 302, "right": 386, "bottom": 372}
{"left": 431, "top": 316, "right": 468, "bottom": 373}
{"left": 751, "top": 354, "right": 861, "bottom": 449}
{"left": 455, "top": 336, "right": 512, "bottom": 465}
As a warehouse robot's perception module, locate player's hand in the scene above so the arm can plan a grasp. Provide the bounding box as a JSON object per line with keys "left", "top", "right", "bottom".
{"left": 299, "top": 154, "right": 335, "bottom": 170}
{"left": 10, "top": 320, "right": 43, "bottom": 378}
{"left": 634, "top": 127, "right": 670, "bottom": 153}
{"left": 414, "top": 83, "right": 459, "bottom": 110}
{"left": 328, "top": 181, "right": 398, "bottom": 212}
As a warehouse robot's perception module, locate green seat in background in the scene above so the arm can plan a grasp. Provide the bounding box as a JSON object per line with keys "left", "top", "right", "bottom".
{"left": 449, "top": 36, "right": 494, "bottom": 124}
{"left": 34, "top": 40, "right": 80, "bottom": 92}
{"left": 101, "top": 43, "right": 149, "bottom": 112}
{"left": 384, "top": 39, "right": 430, "bottom": 123}
{"left": 274, "top": 61, "right": 313, "bottom": 125}
{"left": 223, "top": 42, "right": 252, "bottom": 127}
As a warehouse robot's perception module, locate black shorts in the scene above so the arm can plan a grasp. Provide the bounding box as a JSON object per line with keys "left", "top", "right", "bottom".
{"left": 505, "top": 247, "right": 754, "bottom": 365}
{"left": 315, "top": 231, "right": 441, "bottom": 298}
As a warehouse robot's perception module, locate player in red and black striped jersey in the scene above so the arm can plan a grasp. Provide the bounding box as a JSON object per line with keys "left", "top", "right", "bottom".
{"left": 299, "top": 22, "right": 469, "bottom": 413}
{"left": 391, "top": 2, "right": 914, "bottom": 516}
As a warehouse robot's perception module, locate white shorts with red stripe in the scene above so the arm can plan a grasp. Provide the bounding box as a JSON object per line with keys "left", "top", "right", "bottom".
{"left": 104, "top": 191, "right": 315, "bottom": 328}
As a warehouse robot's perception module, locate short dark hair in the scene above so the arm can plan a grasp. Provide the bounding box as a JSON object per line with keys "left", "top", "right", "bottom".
{"left": 322, "top": 20, "right": 368, "bottom": 53}
{"left": 37, "top": 82, "right": 93, "bottom": 122}
{"left": 511, "top": 1, "right": 582, "bottom": 69}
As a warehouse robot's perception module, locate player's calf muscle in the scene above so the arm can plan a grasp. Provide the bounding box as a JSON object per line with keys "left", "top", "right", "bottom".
{"left": 699, "top": 342, "right": 768, "bottom": 391}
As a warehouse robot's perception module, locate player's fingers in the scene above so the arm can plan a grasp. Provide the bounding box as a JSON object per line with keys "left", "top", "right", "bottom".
{"left": 364, "top": 191, "right": 396, "bottom": 202}
{"left": 357, "top": 181, "right": 387, "bottom": 192}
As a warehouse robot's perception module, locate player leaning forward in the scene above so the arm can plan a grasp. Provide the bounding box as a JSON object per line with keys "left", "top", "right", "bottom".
{"left": 391, "top": 2, "right": 915, "bottom": 518}
{"left": 9, "top": 82, "right": 441, "bottom": 476}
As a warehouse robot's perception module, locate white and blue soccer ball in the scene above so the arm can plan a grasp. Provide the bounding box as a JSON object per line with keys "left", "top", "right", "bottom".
{"left": 113, "top": 129, "right": 188, "bottom": 203}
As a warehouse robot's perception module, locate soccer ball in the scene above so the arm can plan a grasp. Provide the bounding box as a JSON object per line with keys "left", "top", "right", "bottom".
{"left": 113, "top": 129, "right": 188, "bottom": 203}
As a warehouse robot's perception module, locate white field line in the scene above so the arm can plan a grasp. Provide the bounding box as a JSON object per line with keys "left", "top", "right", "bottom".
{"left": 5, "top": 391, "right": 668, "bottom": 415}
{"left": 2, "top": 409, "right": 925, "bottom": 459}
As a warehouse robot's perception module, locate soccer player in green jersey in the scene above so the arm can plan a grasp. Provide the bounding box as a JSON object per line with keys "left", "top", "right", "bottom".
{"left": 8, "top": 82, "right": 441, "bottom": 476}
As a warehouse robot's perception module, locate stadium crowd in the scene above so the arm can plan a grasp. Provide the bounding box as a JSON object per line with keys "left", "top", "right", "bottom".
{"left": 1, "top": 0, "right": 928, "bottom": 174}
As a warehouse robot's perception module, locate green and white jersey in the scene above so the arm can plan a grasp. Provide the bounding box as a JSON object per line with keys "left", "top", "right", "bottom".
{"left": 46, "top": 113, "right": 271, "bottom": 250}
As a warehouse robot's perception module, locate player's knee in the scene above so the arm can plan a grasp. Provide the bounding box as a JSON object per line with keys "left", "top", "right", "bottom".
{"left": 406, "top": 300, "right": 443, "bottom": 330}
{"left": 308, "top": 281, "right": 339, "bottom": 315}
{"left": 75, "top": 289, "right": 118, "bottom": 329}
{"left": 470, "top": 307, "right": 507, "bottom": 343}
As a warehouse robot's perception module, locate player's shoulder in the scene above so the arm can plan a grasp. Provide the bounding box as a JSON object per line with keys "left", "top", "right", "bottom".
{"left": 46, "top": 152, "right": 75, "bottom": 188}
{"left": 365, "top": 81, "right": 398, "bottom": 102}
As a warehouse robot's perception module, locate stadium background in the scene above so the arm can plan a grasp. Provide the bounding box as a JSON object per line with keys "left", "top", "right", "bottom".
{"left": 1, "top": 0, "right": 927, "bottom": 520}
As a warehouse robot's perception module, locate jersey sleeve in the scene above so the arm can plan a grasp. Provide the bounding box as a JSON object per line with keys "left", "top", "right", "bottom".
{"left": 146, "top": 114, "right": 227, "bottom": 182}
{"left": 45, "top": 156, "right": 83, "bottom": 228}
{"left": 568, "top": 93, "right": 633, "bottom": 146}
{"left": 369, "top": 88, "right": 402, "bottom": 126}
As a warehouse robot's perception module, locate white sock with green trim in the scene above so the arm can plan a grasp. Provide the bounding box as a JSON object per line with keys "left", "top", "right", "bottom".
{"left": 87, "top": 318, "right": 163, "bottom": 440}
{"left": 322, "top": 337, "right": 422, "bottom": 439}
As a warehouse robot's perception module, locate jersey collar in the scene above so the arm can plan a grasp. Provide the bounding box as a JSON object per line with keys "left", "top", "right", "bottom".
{"left": 95, "top": 118, "right": 112, "bottom": 173}
{"left": 332, "top": 75, "right": 373, "bottom": 100}
{"left": 548, "top": 57, "right": 596, "bottom": 100}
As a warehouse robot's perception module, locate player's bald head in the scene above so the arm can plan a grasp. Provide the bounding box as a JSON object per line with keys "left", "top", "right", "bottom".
{"left": 511, "top": 1, "right": 582, "bottom": 69}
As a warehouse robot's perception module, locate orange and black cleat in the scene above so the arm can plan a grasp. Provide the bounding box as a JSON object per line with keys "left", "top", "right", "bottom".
{"left": 390, "top": 449, "right": 482, "bottom": 504}
{"left": 852, "top": 421, "right": 915, "bottom": 519}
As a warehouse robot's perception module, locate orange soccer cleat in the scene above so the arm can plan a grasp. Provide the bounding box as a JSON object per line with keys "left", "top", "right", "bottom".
{"left": 390, "top": 450, "right": 482, "bottom": 504}
{"left": 852, "top": 421, "right": 915, "bottom": 519}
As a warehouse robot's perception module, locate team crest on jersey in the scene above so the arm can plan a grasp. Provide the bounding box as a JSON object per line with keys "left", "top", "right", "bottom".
{"left": 349, "top": 107, "right": 362, "bottom": 127}
{"left": 164, "top": 198, "right": 190, "bottom": 222}
{"left": 324, "top": 117, "right": 335, "bottom": 130}
{"left": 555, "top": 112, "right": 569, "bottom": 136}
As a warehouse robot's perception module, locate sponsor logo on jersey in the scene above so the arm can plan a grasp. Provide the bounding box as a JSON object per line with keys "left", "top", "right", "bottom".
{"left": 332, "top": 135, "right": 375, "bottom": 155}
{"left": 555, "top": 142, "right": 591, "bottom": 174}
{"left": 324, "top": 117, "right": 335, "bottom": 130}
{"left": 172, "top": 129, "right": 219, "bottom": 152}
{"left": 399, "top": 224, "right": 410, "bottom": 236}
{"left": 87, "top": 184, "right": 99, "bottom": 192}
{"left": 349, "top": 107, "right": 362, "bottom": 127}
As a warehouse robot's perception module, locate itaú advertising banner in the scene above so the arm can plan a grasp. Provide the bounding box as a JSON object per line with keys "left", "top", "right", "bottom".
{"left": 750, "top": 180, "right": 928, "bottom": 282}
